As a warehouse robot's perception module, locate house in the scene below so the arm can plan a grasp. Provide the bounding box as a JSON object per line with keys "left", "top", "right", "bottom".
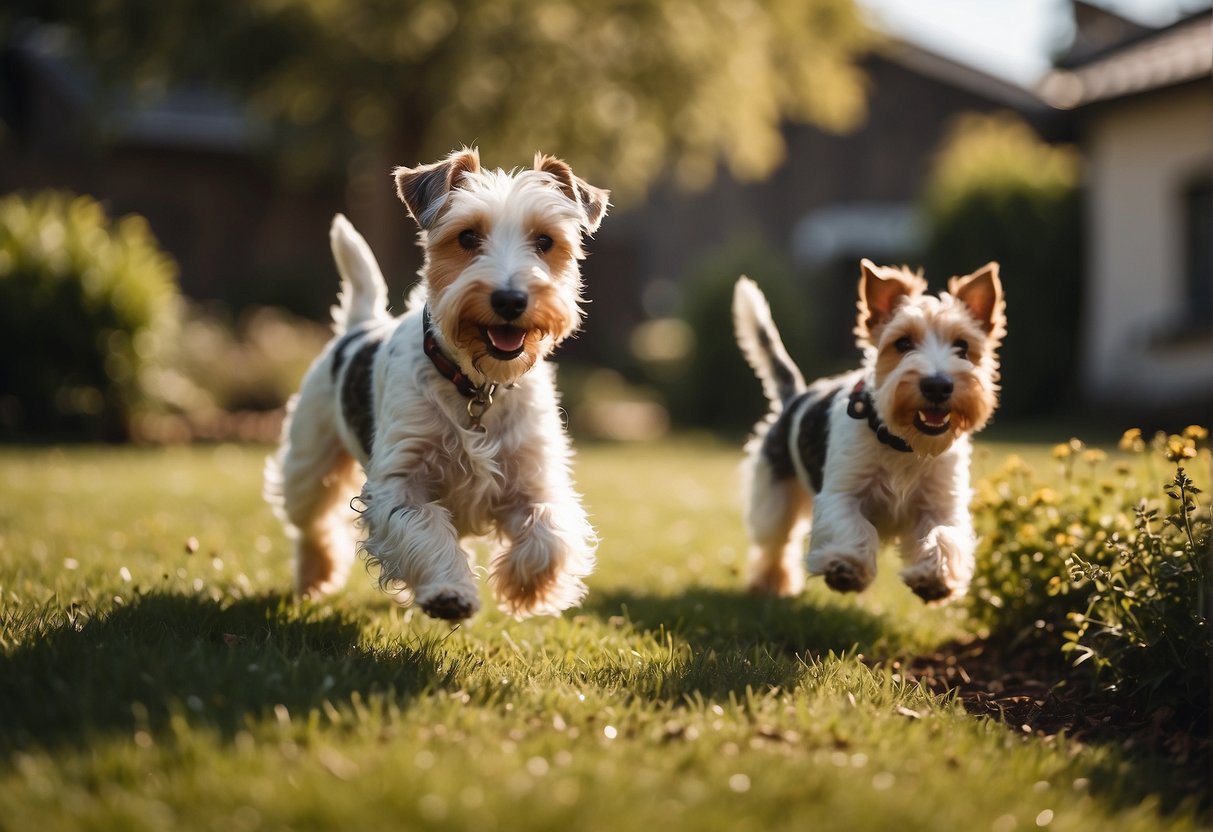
{"left": 1040, "top": 6, "right": 1212, "bottom": 413}
{"left": 0, "top": 23, "right": 344, "bottom": 316}
{"left": 591, "top": 39, "right": 1054, "bottom": 373}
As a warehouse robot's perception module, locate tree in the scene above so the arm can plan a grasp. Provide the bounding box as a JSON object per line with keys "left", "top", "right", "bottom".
{"left": 7, "top": 0, "right": 876, "bottom": 200}
{"left": 921, "top": 112, "right": 1083, "bottom": 417}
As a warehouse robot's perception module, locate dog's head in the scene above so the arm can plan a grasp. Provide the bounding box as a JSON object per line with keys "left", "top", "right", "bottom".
{"left": 394, "top": 147, "right": 609, "bottom": 386}
{"left": 855, "top": 259, "right": 1006, "bottom": 456}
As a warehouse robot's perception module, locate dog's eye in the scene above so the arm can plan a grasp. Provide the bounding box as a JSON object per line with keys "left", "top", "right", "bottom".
{"left": 953, "top": 338, "right": 969, "bottom": 359}
{"left": 535, "top": 234, "right": 553, "bottom": 254}
{"left": 894, "top": 336, "right": 914, "bottom": 353}
{"left": 458, "top": 229, "right": 481, "bottom": 251}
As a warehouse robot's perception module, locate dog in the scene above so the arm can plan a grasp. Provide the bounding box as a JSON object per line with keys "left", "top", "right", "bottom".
{"left": 265, "top": 147, "right": 609, "bottom": 621}
{"left": 732, "top": 259, "right": 1005, "bottom": 602}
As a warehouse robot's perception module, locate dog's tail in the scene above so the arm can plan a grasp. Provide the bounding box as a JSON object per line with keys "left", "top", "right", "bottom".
{"left": 732, "top": 276, "right": 805, "bottom": 407}
{"left": 329, "top": 214, "right": 390, "bottom": 334}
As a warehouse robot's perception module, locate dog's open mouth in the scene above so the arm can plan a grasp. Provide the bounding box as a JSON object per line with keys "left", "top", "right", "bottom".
{"left": 914, "top": 408, "right": 952, "bottom": 436}
{"left": 482, "top": 325, "right": 527, "bottom": 360}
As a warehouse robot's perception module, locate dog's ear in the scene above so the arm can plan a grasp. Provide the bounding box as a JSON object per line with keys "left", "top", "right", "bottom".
{"left": 534, "top": 153, "right": 610, "bottom": 233}
{"left": 950, "top": 262, "right": 1006, "bottom": 340}
{"left": 855, "top": 259, "right": 925, "bottom": 345}
{"left": 393, "top": 147, "right": 482, "bottom": 230}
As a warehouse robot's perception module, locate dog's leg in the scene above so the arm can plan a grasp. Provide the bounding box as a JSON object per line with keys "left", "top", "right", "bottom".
{"left": 359, "top": 462, "right": 481, "bottom": 620}
{"left": 899, "top": 509, "right": 976, "bottom": 603}
{"left": 492, "top": 497, "right": 596, "bottom": 618}
{"left": 489, "top": 433, "right": 596, "bottom": 618}
{"left": 269, "top": 390, "right": 361, "bottom": 599}
{"left": 804, "top": 491, "right": 880, "bottom": 593}
{"left": 898, "top": 461, "right": 976, "bottom": 602}
{"left": 742, "top": 454, "right": 811, "bottom": 597}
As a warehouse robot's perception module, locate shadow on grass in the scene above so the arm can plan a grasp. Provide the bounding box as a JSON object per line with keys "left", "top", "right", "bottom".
{"left": 580, "top": 587, "right": 891, "bottom": 699}
{"left": 0, "top": 591, "right": 453, "bottom": 750}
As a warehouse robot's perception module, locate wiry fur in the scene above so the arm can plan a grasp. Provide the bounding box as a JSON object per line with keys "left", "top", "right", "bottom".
{"left": 733, "top": 260, "right": 1006, "bottom": 603}
{"left": 266, "top": 148, "right": 609, "bottom": 621}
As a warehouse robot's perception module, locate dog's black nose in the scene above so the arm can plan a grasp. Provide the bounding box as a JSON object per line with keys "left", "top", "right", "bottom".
{"left": 919, "top": 375, "right": 953, "bottom": 403}
{"left": 490, "top": 288, "right": 528, "bottom": 321}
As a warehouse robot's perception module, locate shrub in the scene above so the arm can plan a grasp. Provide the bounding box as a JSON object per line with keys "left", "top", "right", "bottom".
{"left": 133, "top": 303, "right": 331, "bottom": 443}
{"left": 0, "top": 191, "right": 179, "bottom": 440}
{"left": 664, "top": 236, "right": 809, "bottom": 432}
{"left": 968, "top": 427, "right": 1210, "bottom": 720}
{"left": 171, "top": 304, "right": 329, "bottom": 414}
{"left": 921, "top": 113, "right": 1082, "bottom": 417}
{"left": 1064, "top": 428, "right": 1210, "bottom": 714}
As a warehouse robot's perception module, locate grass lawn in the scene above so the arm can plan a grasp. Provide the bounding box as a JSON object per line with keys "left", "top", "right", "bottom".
{"left": 0, "top": 438, "right": 1205, "bottom": 831}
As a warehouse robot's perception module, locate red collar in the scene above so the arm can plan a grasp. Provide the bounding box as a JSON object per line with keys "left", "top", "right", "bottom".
{"left": 422, "top": 307, "right": 480, "bottom": 398}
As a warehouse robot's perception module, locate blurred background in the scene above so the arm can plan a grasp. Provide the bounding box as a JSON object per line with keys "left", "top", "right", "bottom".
{"left": 0, "top": 0, "right": 1209, "bottom": 443}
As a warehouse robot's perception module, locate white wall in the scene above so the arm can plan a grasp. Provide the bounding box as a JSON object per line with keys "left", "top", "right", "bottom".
{"left": 1082, "top": 83, "right": 1213, "bottom": 404}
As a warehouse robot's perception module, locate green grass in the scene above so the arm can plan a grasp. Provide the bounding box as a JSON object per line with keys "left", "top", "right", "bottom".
{"left": 0, "top": 440, "right": 1205, "bottom": 831}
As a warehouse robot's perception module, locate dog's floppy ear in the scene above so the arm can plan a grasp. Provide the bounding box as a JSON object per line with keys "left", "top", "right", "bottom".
{"left": 534, "top": 153, "right": 610, "bottom": 233}
{"left": 855, "top": 259, "right": 926, "bottom": 345}
{"left": 394, "top": 147, "right": 481, "bottom": 230}
{"left": 950, "top": 262, "right": 1006, "bottom": 341}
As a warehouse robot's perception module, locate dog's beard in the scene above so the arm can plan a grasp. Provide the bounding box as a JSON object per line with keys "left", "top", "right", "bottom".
{"left": 882, "top": 372, "right": 996, "bottom": 456}
{"left": 432, "top": 289, "right": 580, "bottom": 386}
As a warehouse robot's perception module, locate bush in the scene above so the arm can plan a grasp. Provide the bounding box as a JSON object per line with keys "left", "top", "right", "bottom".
{"left": 132, "top": 303, "right": 331, "bottom": 444}
{"left": 921, "top": 113, "right": 1082, "bottom": 417}
{"left": 664, "top": 237, "right": 809, "bottom": 432}
{"left": 0, "top": 191, "right": 179, "bottom": 440}
{"left": 968, "top": 427, "right": 1210, "bottom": 721}
{"left": 1064, "top": 429, "right": 1210, "bottom": 713}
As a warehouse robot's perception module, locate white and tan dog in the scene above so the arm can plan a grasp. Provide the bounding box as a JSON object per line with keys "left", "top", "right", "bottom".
{"left": 732, "top": 260, "right": 1006, "bottom": 602}
{"left": 266, "top": 147, "right": 608, "bottom": 621}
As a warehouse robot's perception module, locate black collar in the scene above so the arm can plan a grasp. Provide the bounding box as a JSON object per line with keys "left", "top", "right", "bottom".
{"left": 422, "top": 306, "right": 479, "bottom": 398}
{"left": 846, "top": 379, "right": 913, "bottom": 454}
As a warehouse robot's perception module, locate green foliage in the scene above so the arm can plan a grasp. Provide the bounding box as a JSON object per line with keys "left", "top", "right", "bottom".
{"left": 665, "top": 237, "right": 808, "bottom": 431}
{"left": 1064, "top": 437, "right": 1210, "bottom": 714}
{"left": 968, "top": 428, "right": 1211, "bottom": 720}
{"left": 15, "top": 0, "right": 876, "bottom": 198}
{"left": 0, "top": 191, "right": 179, "bottom": 440}
{"left": 132, "top": 304, "right": 331, "bottom": 443}
{"left": 171, "top": 305, "right": 328, "bottom": 413}
{"left": 921, "top": 113, "right": 1082, "bottom": 416}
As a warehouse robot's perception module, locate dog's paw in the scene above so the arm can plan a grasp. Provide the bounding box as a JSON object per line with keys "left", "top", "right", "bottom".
{"left": 900, "top": 563, "right": 963, "bottom": 604}
{"left": 907, "top": 579, "right": 952, "bottom": 603}
{"left": 822, "top": 559, "right": 869, "bottom": 593}
{"left": 415, "top": 584, "right": 481, "bottom": 621}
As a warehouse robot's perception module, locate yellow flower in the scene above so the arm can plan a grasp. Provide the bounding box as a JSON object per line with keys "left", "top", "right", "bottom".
{"left": 1031, "top": 488, "right": 1057, "bottom": 506}
{"left": 1052, "top": 443, "right": 1072, "bottom": 460}
{"left": 1001, "top": 454, "right": 1030, "bottom": 475}
{"left": 1165, "top": 436, "right": 1197, "bottom": 462}
{"left": 1118, "top": 428, "right": 1144, "bottom": 453}
{"left": 1182, "top": 425, "right": 1208, "bottom": 441}
{"left": 1081, "top": 449, "right": 1107, "bottom": 465}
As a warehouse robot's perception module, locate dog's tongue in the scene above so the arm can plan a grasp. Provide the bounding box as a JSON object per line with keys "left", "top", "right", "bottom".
{"left": 487, "top": 325, "right": 526, "bottom": 353}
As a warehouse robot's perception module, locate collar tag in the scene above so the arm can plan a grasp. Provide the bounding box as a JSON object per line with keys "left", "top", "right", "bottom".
{"left": 423, "top": 306, "right": 501, "bottom": 430}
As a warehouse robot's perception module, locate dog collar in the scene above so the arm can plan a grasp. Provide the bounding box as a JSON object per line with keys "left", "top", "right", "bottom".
{"left": 422, "top": 306, "right": 498, "bottom": 431}
{"left": 846, "top": 379, "right": 913, "bottom": 454}
{"left": 422, "top": 307, "right": 478, "bottom": 398}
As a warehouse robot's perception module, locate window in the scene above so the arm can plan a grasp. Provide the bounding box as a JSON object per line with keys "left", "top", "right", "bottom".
{"left": 1182, "top": 175, "right": 1212, "bottom": 335}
